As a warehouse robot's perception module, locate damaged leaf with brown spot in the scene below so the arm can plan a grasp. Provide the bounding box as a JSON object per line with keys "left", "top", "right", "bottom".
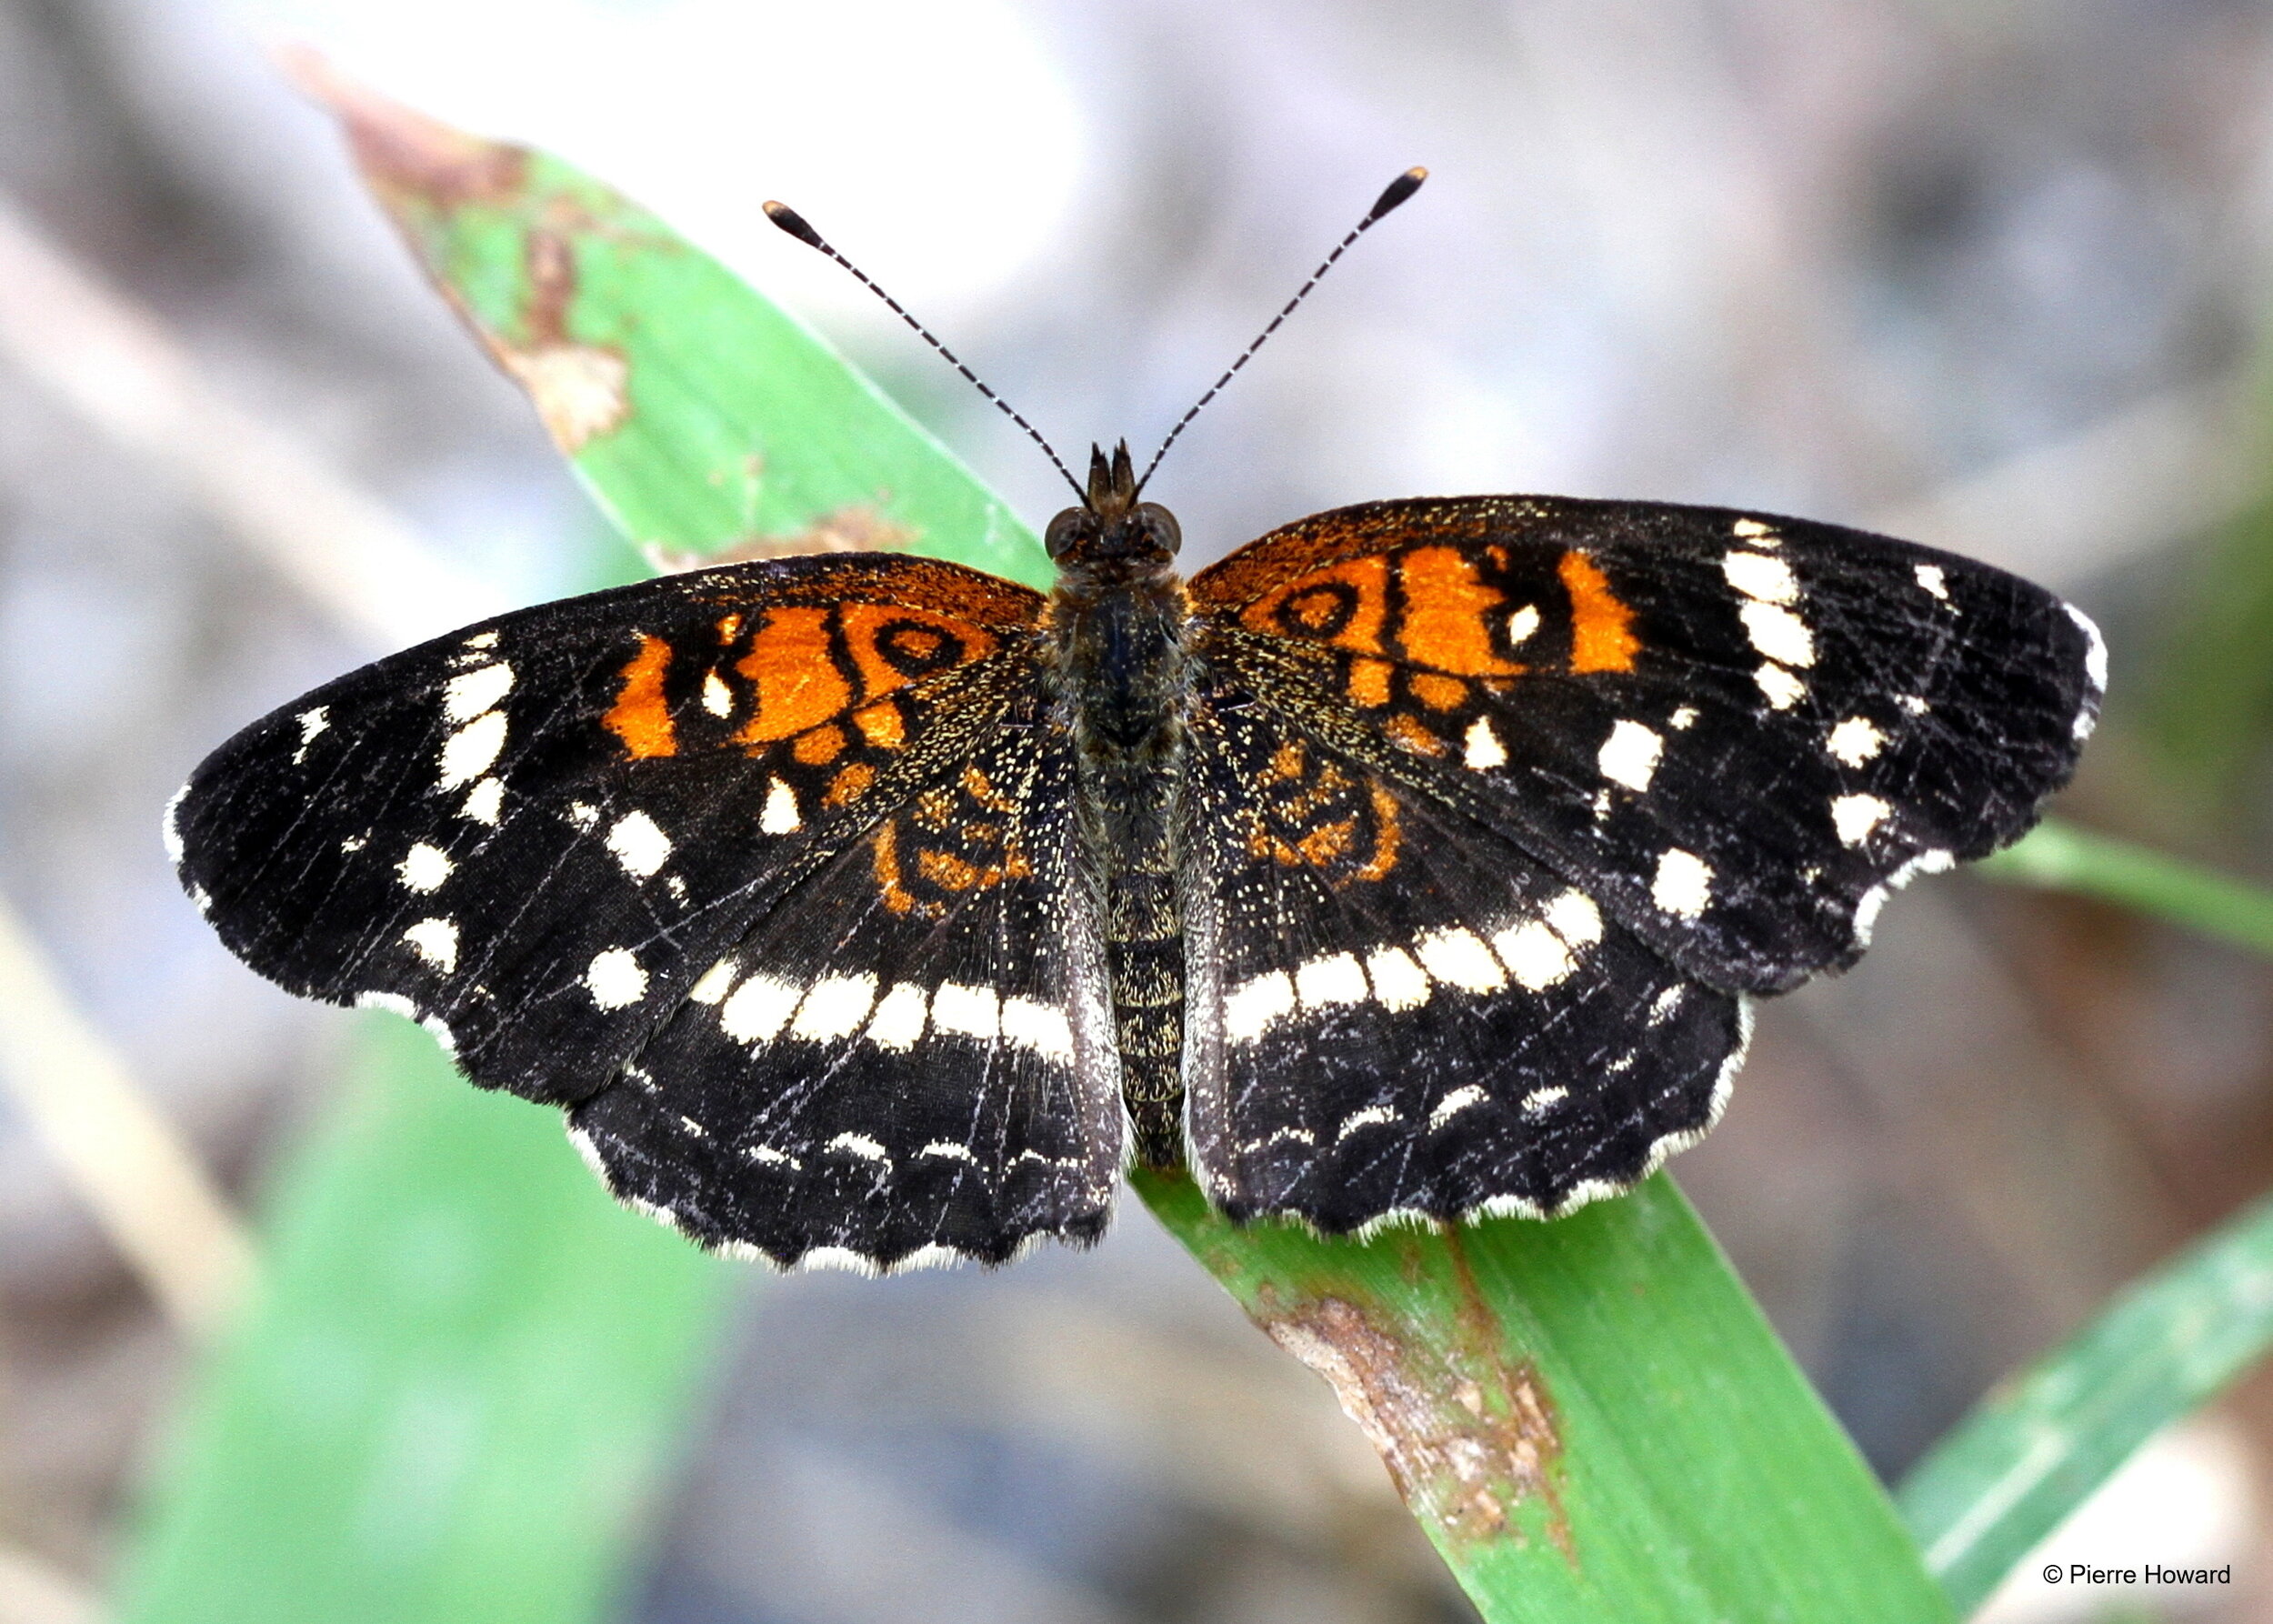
{"left": 285, "top": 49, "right": 1043, "bottom": 586}
{"left": 1140, "top": 1170, "right": 1955, "bottom": 1622}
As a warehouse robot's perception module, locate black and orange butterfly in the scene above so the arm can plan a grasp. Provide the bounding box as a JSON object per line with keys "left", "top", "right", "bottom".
{"left": 169, "top": 174, "right": 2100, "bottom": 1271}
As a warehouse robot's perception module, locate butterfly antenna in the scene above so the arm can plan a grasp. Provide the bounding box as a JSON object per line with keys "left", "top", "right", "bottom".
{"left": 1135, "top": 166, "right": 1427, "bottom": 496}
{"left": 764, "top": 200, "right": 1086, "bottom": 504}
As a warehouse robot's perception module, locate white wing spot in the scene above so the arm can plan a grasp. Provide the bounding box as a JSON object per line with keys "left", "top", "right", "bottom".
{"left": 438, "top": 711, "right": 508, "bottom": 789}
{"left": 2067, "top": 603, "right": 2108, "bottom": 690}
{"left": 866, "top": 982, "right": 928, "bottom": 1051}
{"left": 1722, "top": 550, "right": 1797, "bottom": 604}
{"left": 606, "top": 810, "right": 673, "bottom": 877}
{"left": 701, "top": 670, "right": 733, "bottom": 717}
{"left": 1492, "top": 920, "right": 1572, "bottom": 990}
{"left": 1546, "top": 890, "right": 1603, "bottom": 946}
{"left": 687, "top": 959, "right": 737, "bottom": 1004}
{"left": 1669, "top": 706, "right": 1697, "bottom": 730}
{"left": 931, "top": 982, "right": 1000, "bottom": 1038}
{"left": 464, "top": 631, "right": 498, "bottom": 650}
{"left": 162, "top": 787, "right": 188, "bottom": 862}
{"left": 566, "top": 801, "right": 599, "bottom": 830}
{"left": 721, "top": 974, "right": 800, "bottom": 1043}
{"left": 1521, "top": 1086, "right": 1569, "bottom": 1116}
{"left": 678, "top": 1116, "right": 706, "bottom": 1138}
{"left": 1463, "top": 716, "right": 1507, "bottom": 771}
{"left": 586, "top": 947, "right": 648, "bottom": 1009}
{"left": 1899, "top": 695, "right": 1930, "bottom": 716}
{"left": 401, "top": 917, "right": 458, "bottom": 973}
{"left": 1826, "top": 717, "right": 1886, "bottom": 767}
{"left": 1831, "top": 793, "right": 1892, "bottom": 847}
{"left": 826, "top": 1132, "right": 891, "bottom": 1166}
{"left": 760, "top": 777, "right": 802, "bottom": 835}
{"left": 1336, "top": 1105, "right": 1398, "bottom": 1143}
{"left": 341, "top": 835, "right": 366, "bottom": 854}
{"left": 1755, "top": 662, "right": 1805, "bottom": 709}
{"left": 397, "top": 841, "right": 453, "bottom": 893}
{"left": 1295, "top": 952, "right": 1368, "bottom": 1008}
{"left": 1364, "top": 947, "right": 1430, "bottom": 1011}
{"left": 1002, "top": 996, "right": 1075, "bottom": 1062}
{"left": 919, "top": 1141, "right": 976, "bottom": 1163}
{"left": 792, "top": 974, "right": 879, "bottom": 1041}
{"left": 1597, "top": 719, "right": 1663, "bottom": 791}
{"left": 1416, "top": 927, "right": 1507, "bottom": 993}
{"left": 1647, "top": 985, "right": 1686, "bottom": 1025}
{"left": 1430, "top": 1085, "right": 1487, "bottom": 1128}
{"left": 443, "top": 661, "right": 515, "bottom": 722}
{"left": 1740, "top": 600, "right": 1815, "bottom": 667}
{"left": 293, "top": 707, "right": 330, "bottom": 764}
{"left": 461, "top": 777, "right": 504, "bottom": 825}
{"left": 1652, "top": 848, "right": 1713, "bottom": 917}
{"left": 746, "top": 1145, "right": 800, "bottom": 1169}
{"left": 1506, "top": 604, "right": 1541, "bottom": 645}
{"left": 1225, "top": 972, "right": 1296, "bottom": 1042}
{"left": 1731, "top": 517, "right": 1778, "bottom": 544}
{"left": 1915, "top": 564, "right": 1949, "bottom": 601}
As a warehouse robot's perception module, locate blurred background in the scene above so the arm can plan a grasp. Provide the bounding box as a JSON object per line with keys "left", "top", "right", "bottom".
{"left": 1, "top": 0, "right": 2271, "bottom": 1619}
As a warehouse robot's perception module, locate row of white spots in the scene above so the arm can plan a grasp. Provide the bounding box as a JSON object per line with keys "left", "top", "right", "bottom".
{"left": 1332, "top": 1078, "right": 1568, "bottom": 1148}
{"left": 1724, "top": 535, "right": 1812, "bottom": 711}
{"left": 437, "top": 650, "right": 515, "bottom": 799}
{"left": 1650, "top": 848, "right": 1714, "bottom": 917}
{"left": 1463, "top": 717, "right": 1507, "bottom": 771}
{"left": 694, "top": 961, "right": 1076, "bottom": 1064}
{"left": 1597, "top": 718, "right": 1662, "bottom": 793}
{"left": 293, "top": 707, "right": 329, "bottom": 765}
{"left": 1223, "top": 891, "right": 1606, "bottom": 1044}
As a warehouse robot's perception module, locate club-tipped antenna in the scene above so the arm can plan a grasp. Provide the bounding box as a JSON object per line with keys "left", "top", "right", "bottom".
{"left": 1135, "top": 166, "right": 1427, "bottom": 496}
{"left": 764, "top": 199, "right": 1086, "bottom": 504}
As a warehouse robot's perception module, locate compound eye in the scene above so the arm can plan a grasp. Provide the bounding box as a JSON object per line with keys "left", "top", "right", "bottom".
{"left": 1045, "top": 508, "right": 1093, "bottom": 560}
{"left": 1136, "top": 503, "right": 1182, "bottom": 556}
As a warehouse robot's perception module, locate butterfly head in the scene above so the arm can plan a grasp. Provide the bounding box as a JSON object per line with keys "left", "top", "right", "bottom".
{"left": 1046, "top": 441, "right": 1183, "bottom": 575}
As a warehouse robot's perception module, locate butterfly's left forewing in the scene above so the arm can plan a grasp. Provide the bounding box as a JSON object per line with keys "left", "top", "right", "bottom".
{"left": 173, "top": 555, "right": 1123, "bottom": 1268}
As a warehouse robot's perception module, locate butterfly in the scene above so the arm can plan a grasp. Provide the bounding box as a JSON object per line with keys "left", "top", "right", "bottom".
{"left": 167, "top": 175, "right": 2103, "bottom": 1273}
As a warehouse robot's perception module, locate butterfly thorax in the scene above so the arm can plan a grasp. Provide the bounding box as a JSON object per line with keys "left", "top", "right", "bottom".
{"left": 1046, "top": 444, "right": 1194, "bottom": 1167}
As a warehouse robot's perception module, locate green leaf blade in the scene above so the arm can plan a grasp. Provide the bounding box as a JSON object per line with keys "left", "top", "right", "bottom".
{"left": 1898, "top": 1193, "right": 2273, "bottom": 1612}
{"left": 1142, "top": 1171, "right": 1958, "bottom": 1623}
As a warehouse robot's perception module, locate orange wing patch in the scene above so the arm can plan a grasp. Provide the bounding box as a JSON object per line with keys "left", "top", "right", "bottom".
{"left": 1237, "top": 555, "right": 1390, "bottom": 656}
{"left": 1396, "top": 546, "right": 1526, "bottom": 677}
{"left": 1559, "top": 551, "right": 1639, "bottom": 674}
{"left": 603, "top": 634, "right": 677, "bottom": 758}
{"left": 1246, "top": 737, "right": 1401, "bottom": 886}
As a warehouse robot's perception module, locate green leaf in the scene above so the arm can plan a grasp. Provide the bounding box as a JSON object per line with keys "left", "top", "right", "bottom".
{"left": 115, "top": 1019, "right": 730, "bottom": 1624}
{"left": 1897, "top": 1192, "right": 2273, "bottom": 1613}
{"left": 1138, "top": 1171, "right": 1955, "bottom": 1622}
{"left": 1979, "top": 817, "right": 2273, "bottom": 958}
{"left": 305, "top": 54, "right": 1046, "bottom": 588}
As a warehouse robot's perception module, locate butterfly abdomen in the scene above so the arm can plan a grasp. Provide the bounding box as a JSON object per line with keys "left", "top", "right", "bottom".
{"left": 1055, "top": 563, "right": 1193, "bottom": 1167}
